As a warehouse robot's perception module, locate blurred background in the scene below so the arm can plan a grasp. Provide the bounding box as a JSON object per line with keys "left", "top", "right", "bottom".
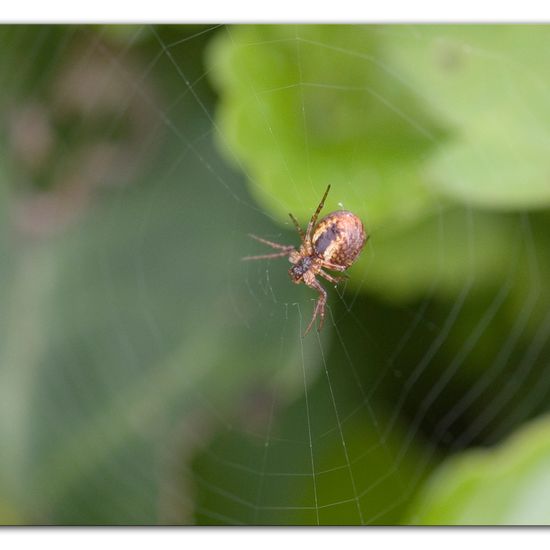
{"left": 1, "top": 24, "right": 550, "bottom": 525}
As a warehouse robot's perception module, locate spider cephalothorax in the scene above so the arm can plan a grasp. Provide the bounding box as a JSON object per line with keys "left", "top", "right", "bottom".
{"left": 243, "top": 185, "right": 367, "bottom": 335}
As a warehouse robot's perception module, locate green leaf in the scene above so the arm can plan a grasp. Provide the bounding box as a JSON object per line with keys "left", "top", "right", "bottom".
{"left": 206, "top": 25, "right": 447, "bottom": 231}
{"left": 409, "top": 414, "right": 550, "bottom": 524}
{"left": 385, "top": 25, "right": 550, "bottom": 209}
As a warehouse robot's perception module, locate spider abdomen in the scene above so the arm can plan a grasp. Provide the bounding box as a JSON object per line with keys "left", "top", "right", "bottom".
{"left": 312, "top": 210, "right": 367, "bottom": 268}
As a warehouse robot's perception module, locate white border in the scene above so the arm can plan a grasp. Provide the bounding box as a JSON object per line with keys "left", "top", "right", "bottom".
{"left": 2, "top": 528, "right": 550, "bottom": 550}
{"left": 2, "top": 0, "right": 550, "bottom": 23}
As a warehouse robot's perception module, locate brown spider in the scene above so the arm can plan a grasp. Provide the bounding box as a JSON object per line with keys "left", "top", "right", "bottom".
{"left": 243, "top": 185, "right": 367, "bottom": 335}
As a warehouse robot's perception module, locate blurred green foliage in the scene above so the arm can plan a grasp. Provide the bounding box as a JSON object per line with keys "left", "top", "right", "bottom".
{"left": 385, "top": 26, "right": 550, "bottom": 209}
{"left": 192, "top": 373, "right": 429, "bottom": 525}
{"left": 206, "top": 25, "right": 446, "bottom": 230}
{"left": 410, "top": 414, "right": 550, "bottom": 524}
{"left": 1, "top": 24, "right": 550, "bottom": 526}
{"left": 0, "top": 25, "right": 327, "bottom": 524}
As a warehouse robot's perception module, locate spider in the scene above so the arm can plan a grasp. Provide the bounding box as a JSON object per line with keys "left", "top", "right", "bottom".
{"left": 243, "top": 185, "right": 367, "bottom": 335}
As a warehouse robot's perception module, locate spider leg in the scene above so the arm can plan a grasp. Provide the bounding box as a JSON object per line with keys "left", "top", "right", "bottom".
{"left": 247, "top": 234, "right": 293, "bottom": 251}
{"left": 305, "top": 184, "right": 331, "bottom": 244}
{"left": 242, "top": 250, "right": 292, "bottom": 261}
{"left": 319, "top": 269, "right": 348, "bottom": 285}
{"left": 319, "top": 259, "right": 348, "bottom": 272}
{"left": 288, "top": 212, "right": 305, "bottom": 243}
{"left": 303, "top": 278, "right": 327, "bottom": 336}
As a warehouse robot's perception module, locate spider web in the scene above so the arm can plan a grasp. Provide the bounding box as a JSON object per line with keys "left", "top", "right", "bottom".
{"left": 1, "top": 24, "right": 550, "bottom": 526}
